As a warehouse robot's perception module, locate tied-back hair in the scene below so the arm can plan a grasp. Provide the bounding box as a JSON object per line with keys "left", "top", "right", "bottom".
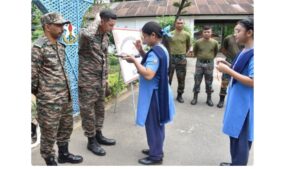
{"left": 238, "top": 17, "right": 254, "bottom": 34}
{"left": 142, "top": 21, "right": 171, "bottom": 54}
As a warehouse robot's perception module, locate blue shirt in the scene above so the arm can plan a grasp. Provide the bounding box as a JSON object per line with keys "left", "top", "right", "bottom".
{"left": 222, "top": 53, "right": 254, "bottom": 141}
{"left": 135, "top": 44, "right": 175, "bottom": 126}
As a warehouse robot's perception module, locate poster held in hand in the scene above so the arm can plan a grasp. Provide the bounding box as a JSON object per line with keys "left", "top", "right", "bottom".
{"left": 112, "top": 28, "right": 143, "bottom": 84}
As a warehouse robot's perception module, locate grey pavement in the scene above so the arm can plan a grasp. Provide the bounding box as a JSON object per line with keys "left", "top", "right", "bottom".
{"left": 32, "top": 54, "right": 253, "bottom": 166}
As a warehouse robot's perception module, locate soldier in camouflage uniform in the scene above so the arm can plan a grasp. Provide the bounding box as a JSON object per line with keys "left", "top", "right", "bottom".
{"left": 191, "top": 25, "right": 219, "bottom": 107}
{"left": 216, "top": 34, "right": 243, "bottom": 108}
{"left": 169, "top": 18, "right": 192, "bottom": 103}
{"left": 78, "top": 9, "right": 117, "bottom": 156}
{"left": 31, "top": 12, "right": 83, "bottom": 165}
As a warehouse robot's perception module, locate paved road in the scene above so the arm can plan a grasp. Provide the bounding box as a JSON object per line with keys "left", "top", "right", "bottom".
{"left": 32, "top": 55, "right": 253, "bottom": 166}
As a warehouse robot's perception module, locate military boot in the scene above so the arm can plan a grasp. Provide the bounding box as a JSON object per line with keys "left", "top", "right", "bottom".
{"left": 58, "top": 143, "right": 83, "bottom": 164}
{"left": 217, "top": 95, "right": 225, "bottom": 108}
{"left": 87, "top": 137, "right": 106, "bottom": 156}
{"left": 176, "top": 92, "right": 184, "bottom": 103}
{"left": 190, "top": 93, "right": 198, "bottom": 105}
{"left": 44, "top": 156, "right": 57, "bottom": 166}
{"left": 206, "top": 94, "right": 214, "bottom": 107}
{"left": 96, "top": 130, "right": 116, "bottom": 145}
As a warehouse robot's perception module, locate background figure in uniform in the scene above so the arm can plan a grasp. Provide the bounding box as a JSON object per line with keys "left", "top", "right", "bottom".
{"left": 78, "top": 10, "right": 117, "bottom": 156}
{"left": 217, "top": 34, "right": 243, "bottom": 108}
{"left": 191, "top": 25, "right": 219, "bottom": 106}
{"left": 168, "top": 18, "right": 192, "bottom": 103}
{"left": 31, "top": 12, "right": 83, "bottom": 166}
{"left": 31, "top": 95, "right": 38, "bottom": 144}
{"left": 123, "top": 21, "right": 175, "bottom": 165}
{"left": 216, "top": 18, "right": 254, "bottom": 166}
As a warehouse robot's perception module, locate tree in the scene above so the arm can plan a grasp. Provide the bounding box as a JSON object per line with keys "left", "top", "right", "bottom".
{"left": 173, "top": 0, "right": 191, "bottom": 26}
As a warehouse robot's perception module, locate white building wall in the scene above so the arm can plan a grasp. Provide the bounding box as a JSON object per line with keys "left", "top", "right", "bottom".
{"left": 115, "top": 16, "right": 196, "bottom": 37}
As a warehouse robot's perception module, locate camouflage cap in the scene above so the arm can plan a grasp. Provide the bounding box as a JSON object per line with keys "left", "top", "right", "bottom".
{"left": 41, "top": 12, "right": 70, "bottom": 25}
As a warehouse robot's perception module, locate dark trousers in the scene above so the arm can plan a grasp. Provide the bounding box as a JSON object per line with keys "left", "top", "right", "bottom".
{"left": 145, "top": 90, "right": 165, "bottom": 161}
{"left": 229, "top": 113, "right": 252, "bottom": 165}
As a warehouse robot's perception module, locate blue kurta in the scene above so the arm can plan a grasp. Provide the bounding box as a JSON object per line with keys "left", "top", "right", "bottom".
{"left": 222, "top": 50, "right": 254, "bottom": 141}
{"left": 136, "top": 44, "right": 175, "bottom": 126}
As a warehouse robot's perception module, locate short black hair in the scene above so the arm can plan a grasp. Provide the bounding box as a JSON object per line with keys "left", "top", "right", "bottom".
{"left": 176, "top": 18, "right": 184, "bottom": 22}
{"left": 203, "top": 25, "right": 212, "bottom": 30}
{"left": 100, "top": 9, "right": 117, "bottom": 21}
{"left": 142, "top": 21, "right": 163, "bottom": 38}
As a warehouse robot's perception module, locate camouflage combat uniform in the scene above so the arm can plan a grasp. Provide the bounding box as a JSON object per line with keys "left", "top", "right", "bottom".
{"left": 78, "top": 21, "right": 109, "bottom": 138}
{"left": 219, "top": 34, "right": 242, "bottom": 96}
{"left": 168, "top": 30, "right": 191, "bottom": 95}
{"left": 31, "top": 36, "right": 73, "bottom": 159}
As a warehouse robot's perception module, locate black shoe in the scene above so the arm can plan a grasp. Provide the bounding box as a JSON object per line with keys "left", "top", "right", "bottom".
{"left": 141, "top": 149, "right": 149, "bottom": 155}
{"left": 176, "top": 93, "right": 184, "bottom": 103}
{"left": 44, "top": 156, "right": 57, "bottom": 166}
{"left": 206, "top": 94, "right": 214, "bottom": 107}
{"left": 220, "top": 162, "right": 231, "bottom": 166}
{"left": 138, "top": 157, "right": 163, "bottom": 165}
{"left": 58, "top": 143, "right": 83, "bottom": 164}
{"left": 190, "top": 93, "right": 198, "bottom": 105}
{"left": 87, "top": 137, "right": 106, "bottom": 156}
{"left": 217, "top": 95, "right": 225, "bottom": 108}
{"left": 142, "top": 149, "right": 164, "bottom": 157}
{"left": 96, "top": 130, "right": 116, "bottom": 145}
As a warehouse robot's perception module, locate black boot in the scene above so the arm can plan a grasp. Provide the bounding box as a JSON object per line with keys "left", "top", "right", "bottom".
{"left": 206, "top": 94, "right": 214, "bottom": 107}
{"left": 58, "top": 143, "right": 83, "bottom": 164}
{"left": 87, "top": 137, "right": 106, "bottom": 156}
{"left": 44, "top": 156, "right": 57, "bottom": 166}
{"left": 217, "top": 95, "right": 225, "bottom": 108}
{"left": 96, "top": 130, "right": 116, "bottom": 145}
{"left": 31, "top": 123, "right": 37, "bottom": 144}
{"left": 176, "top": 93, "right": 184, "bottom": 103}
{"left": 190, "top": 93, "right": 198, "bottom": 105}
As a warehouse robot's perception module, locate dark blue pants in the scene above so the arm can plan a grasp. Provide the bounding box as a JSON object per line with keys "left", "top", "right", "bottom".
{"left": 145, "top": 90, "right": 165, "bottom": 161}
{"left": 230, "top": 113, "right": 252, "bottom": 165}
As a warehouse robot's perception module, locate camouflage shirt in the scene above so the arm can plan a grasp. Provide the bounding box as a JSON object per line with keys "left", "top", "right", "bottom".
{"left": 78, "top": 22, "right": 109, "bottom": 88}
{"left": 31, "top": 36, "right": 71, "bottom": 104}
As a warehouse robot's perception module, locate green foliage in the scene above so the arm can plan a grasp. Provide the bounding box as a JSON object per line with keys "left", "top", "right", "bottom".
{"left": 108, "top": 72, "right": 126, "bottom": 97}
{"left": 223, "top": 24, "right": 235, "bottom": 38}
{"left": 157, "top": 16, "right": 175, "bottom": 28}
{"left": 31, "top": 3, "right": 43, "bottom": 42}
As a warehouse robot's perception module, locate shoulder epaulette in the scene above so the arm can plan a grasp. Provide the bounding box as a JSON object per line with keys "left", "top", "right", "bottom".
{"left": 33, "top": 38, "right": 47, "bottom": 48}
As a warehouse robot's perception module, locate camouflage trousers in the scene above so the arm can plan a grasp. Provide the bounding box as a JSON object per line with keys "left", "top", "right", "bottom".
{"left": 193, "top": 59, "right": 214, "bottom": 94}
{"left": 37, "top": 101, "right": 73, "bottom": 158}
{"left": 79, "top": 85, "right": 105, "bottom": 138}
{"left": 219, "top": 73, "right": 231, "bottom": 96}
{"left": 219, "top": 58, "right": 234, "bottom": 96}
{"left": 169, "top": 55, "right": 187, "bottom": 94}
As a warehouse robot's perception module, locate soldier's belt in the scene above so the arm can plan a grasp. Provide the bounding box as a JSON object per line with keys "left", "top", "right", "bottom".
{"left": 197, "top": 59, "right": 213, "bottom": 63}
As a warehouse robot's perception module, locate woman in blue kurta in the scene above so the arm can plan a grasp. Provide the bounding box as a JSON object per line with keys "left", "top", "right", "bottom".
{"left": 216, "top": 18, "right": 254, "bottom": 166}
{"left": 123, "top": 21, "right": 175, "bottom": 165}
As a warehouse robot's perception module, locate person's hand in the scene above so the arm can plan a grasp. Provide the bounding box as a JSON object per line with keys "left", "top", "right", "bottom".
{"left": 215, "top": 57, "right": 231, "bottom": 67}
{"left": 123, "top": 55, "right": 136, "bottom": 63}
{"left": 216, "top": 62, "right": 231, "bottom": 74}
{"left": 133, "top": 40, "right": 143, "bottom": 52}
